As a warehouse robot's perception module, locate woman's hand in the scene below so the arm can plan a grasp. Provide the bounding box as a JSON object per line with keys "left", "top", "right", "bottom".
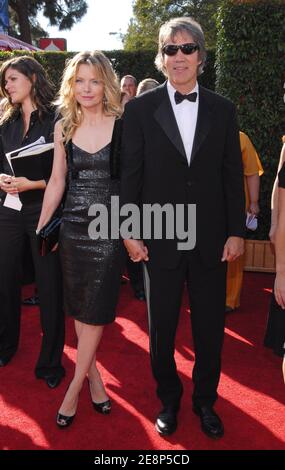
{"left": 12, "top": 177, "right": 34, "bottom": 193}
{"left": 0, "top": 176, "right": 33, "bottom": 194}
{"left": 248, "top": 201, "right": 260, "bottom": 216}
{"left": 0, "top": 174, "right": 13, "bottom": 193}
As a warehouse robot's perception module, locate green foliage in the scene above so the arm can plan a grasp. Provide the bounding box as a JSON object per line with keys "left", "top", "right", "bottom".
{"left": 38, "top": 0, "right": 88, "bottom": 30}
{"left": 8, "top": 5, "right": 47, "bottom": 43}
{"left": 0, "top": 51, "right": 74, "bottom": 88}
{"left": 0, "top": 49, "right": 217, "bottom": 92}
{"left": 216, "top": 0, "right": 285, "bottom": 239}
{"left": 8, "top": 0, "right": 88, "bottom": 44}
{"left": 123, "top": 0, "right": 220, "bottom": 51}
{"left": 199, "top": 49, "right": 215, "bottom": 90}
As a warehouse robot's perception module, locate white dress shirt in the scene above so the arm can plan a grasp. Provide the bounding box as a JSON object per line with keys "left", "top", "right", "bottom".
{"left": 167, "top": 81, "right": 199, "bottom": 165}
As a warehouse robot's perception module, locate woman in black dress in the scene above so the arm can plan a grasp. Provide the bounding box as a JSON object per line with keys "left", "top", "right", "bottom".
{"left": 0, "top": 56, "right": 64, "bottom": 387}
{"left": 37, "top": 51, "right": 123, "bottom": 427}
{"left": 265, "top": 138, "right": 285, "bottom": 384}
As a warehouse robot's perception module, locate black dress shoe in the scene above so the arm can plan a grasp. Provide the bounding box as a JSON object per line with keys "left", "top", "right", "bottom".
{"left": 155, "top": 406, "right": 178, "bottom": 436}
{"left": 193, "top": 405, "right": 224, "bottom": 439}
{"left": 22, "top": 295, "right": 40, "bottom": 306}
{"left": 45, "top": 375, "right": 62, "bottom": 389}
{"left": 0, "top": 355, "right": 13, "bottom": 367}
{"left": 56, "top": 412, "right": 75, "bottom": 428}
{"left": 92, "top": 399, "right": 112, "bottom": 414}
{"left": 134, "top": 289, "right": 146, "bottom": 301}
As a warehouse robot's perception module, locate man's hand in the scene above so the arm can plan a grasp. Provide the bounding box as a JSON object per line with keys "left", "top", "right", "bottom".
{"left": 124, "top": 239, "right": 149, "bottom": 262}
{"left": 221, "top": 236, "right": 244, "bottom": 262}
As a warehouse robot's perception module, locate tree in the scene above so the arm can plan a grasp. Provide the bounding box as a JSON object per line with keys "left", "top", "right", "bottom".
{"left": 8, "top": 0, "right": 88, "bottom": 45}
{"left": 123, "top": 0, "right": 219, "bottom": 51}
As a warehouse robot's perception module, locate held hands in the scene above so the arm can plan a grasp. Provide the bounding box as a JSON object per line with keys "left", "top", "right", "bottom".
{"left": 221, "top": 236, "right": 244, "bottom": 262}
{"left": 124, "top": 239, "right": 149, "bottom": 262}
{"left": 0, "top": 175, "right": 32, "bottom": 194}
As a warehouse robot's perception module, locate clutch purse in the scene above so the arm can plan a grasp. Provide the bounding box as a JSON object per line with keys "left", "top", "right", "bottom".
{"left": 37, "top": 216, "right": 62, "bottom": 256}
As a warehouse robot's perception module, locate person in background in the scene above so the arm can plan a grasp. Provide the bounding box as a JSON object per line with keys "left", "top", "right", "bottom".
{"left": 0, "top": 56, "right": 65, "bottom": 388}
{"left": 226, "top": 131, "right": 263, "bottom": 313}
{"left": 264, "top": 136, "right": 285, "bottom": 384}
{"left": 120, "top": 75, "right": 137, "bottom": 99}
{"left": 1, "top": 86, "right": 39, "bottom": 305}
{"left": 120, "top": 91, "right": 132, "bottom": 108}
{"left": 121, "top": 17, "right": 245, "bottom": 439}
{"left": 120, "top": 74, "right": 145, "bottom": 301}
{"left": 37, "top": 51, "right": 123, "bottom": 428}
{"left": 136, "top": 78, "right": 160, "bottom": 95}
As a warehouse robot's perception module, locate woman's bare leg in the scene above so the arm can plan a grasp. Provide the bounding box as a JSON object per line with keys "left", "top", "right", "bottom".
{"left": 88, "top": 357, "right": 109, "bottom": 403}
{"left": 58, "top": 319, "right": 104, "bottom": 417}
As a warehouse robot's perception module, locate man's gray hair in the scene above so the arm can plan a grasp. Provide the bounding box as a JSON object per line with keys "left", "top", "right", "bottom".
{"left": 155, "top": 17, "right": 206, "bottom": 77}
{"left": 120, "top": 75, "right": 137, "bottom": 86}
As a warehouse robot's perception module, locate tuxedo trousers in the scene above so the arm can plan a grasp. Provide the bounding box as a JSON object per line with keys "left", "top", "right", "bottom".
{"left": 126, "top": 257, "right": 144, "bottom": 291}
{"left": 144, "top": 248, "right": 226, "bottom": 408}
{"left": 0, "top": 201, "right": 65, "bottom": 378}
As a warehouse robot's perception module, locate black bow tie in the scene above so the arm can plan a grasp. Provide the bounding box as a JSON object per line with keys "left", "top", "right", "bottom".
{"left": 174, "top": 91, "right": 197, "bottom": 104}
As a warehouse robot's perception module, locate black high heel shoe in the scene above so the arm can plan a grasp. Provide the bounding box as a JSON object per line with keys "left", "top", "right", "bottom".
{"left": 92, "top": 399, "right": 112, "bottom": 414}
{"left": 88, "top": 378, "right": 111, "bottom": 414}
{"left": 56, "top": 412, "right": 75, "bottom": 428}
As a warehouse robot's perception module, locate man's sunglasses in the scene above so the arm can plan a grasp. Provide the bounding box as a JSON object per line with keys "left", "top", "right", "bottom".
{"left": 162, "top": 43, "right": 199, "bottom": 56}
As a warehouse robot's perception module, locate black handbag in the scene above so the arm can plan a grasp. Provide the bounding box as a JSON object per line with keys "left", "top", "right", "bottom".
{"left": 37, "top": 216, "right": 62, "bottom": 256}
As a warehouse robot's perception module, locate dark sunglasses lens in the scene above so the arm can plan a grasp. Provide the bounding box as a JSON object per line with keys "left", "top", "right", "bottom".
{"left": 163, "top": 43, "right": 198, "bottom": 56}
{"left": 181, "top": 44, "right": 198, "bottom": 54}
{"left": 163, "top": 45, "right": 178, "bottom": 56}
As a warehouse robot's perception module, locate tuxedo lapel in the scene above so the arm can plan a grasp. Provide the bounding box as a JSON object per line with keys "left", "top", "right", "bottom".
{"left": 154, "top": 84, "right": 187, "bottom": 163}
{"left": 190, "top": 86, "right": 213, "bottom": 165}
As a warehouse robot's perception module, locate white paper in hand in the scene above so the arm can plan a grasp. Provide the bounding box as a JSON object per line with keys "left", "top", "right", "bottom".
{"left": 3, "top": 193, "right": 22, "bottom": 211}
{"left": 5, "top": 136, "right": 46, "bottom": 173}
{"left": 246, "top": 212, "right": 258, "bottom": 231}
{"left": 13, "top": 142, "right": 54, "bottom": 159}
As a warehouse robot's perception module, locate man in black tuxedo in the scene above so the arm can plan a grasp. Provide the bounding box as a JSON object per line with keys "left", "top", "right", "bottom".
{"left": 120, "top": 17, "right": 245, "bottom": 439}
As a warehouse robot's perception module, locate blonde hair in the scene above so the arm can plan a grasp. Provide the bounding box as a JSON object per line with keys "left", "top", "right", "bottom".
{"left": 56, "top": 51, "right": 122, "bottom": 142}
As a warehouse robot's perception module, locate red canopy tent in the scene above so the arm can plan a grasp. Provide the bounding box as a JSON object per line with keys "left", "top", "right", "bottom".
{"left": 0, "top": 34, "right": 40, "bottom": 51}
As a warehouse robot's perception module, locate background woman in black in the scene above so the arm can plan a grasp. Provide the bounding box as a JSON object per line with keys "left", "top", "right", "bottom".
{"left": 0, "top": 56, "right": 65, "bottom": 388}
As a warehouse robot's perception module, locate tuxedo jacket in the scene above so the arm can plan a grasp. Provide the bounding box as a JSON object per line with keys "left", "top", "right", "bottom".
{"left": 120, "top": 83, "right": 245, "bottom": 269}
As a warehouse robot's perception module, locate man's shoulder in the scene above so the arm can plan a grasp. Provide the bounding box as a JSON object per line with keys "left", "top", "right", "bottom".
{"left": 199, "top": 85, "right": 236, "bottom": 110}
{"left": 126, "top": 83, "right": 165, "bottom": 110}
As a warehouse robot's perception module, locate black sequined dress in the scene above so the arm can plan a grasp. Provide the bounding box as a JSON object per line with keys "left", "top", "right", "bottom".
{"left": 59, "top": 141, "right": 123, "bottom": 325}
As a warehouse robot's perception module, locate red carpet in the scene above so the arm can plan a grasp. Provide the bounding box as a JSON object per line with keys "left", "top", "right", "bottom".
{"left": 0, "top": 272, "right": 284, "bottom": 450}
